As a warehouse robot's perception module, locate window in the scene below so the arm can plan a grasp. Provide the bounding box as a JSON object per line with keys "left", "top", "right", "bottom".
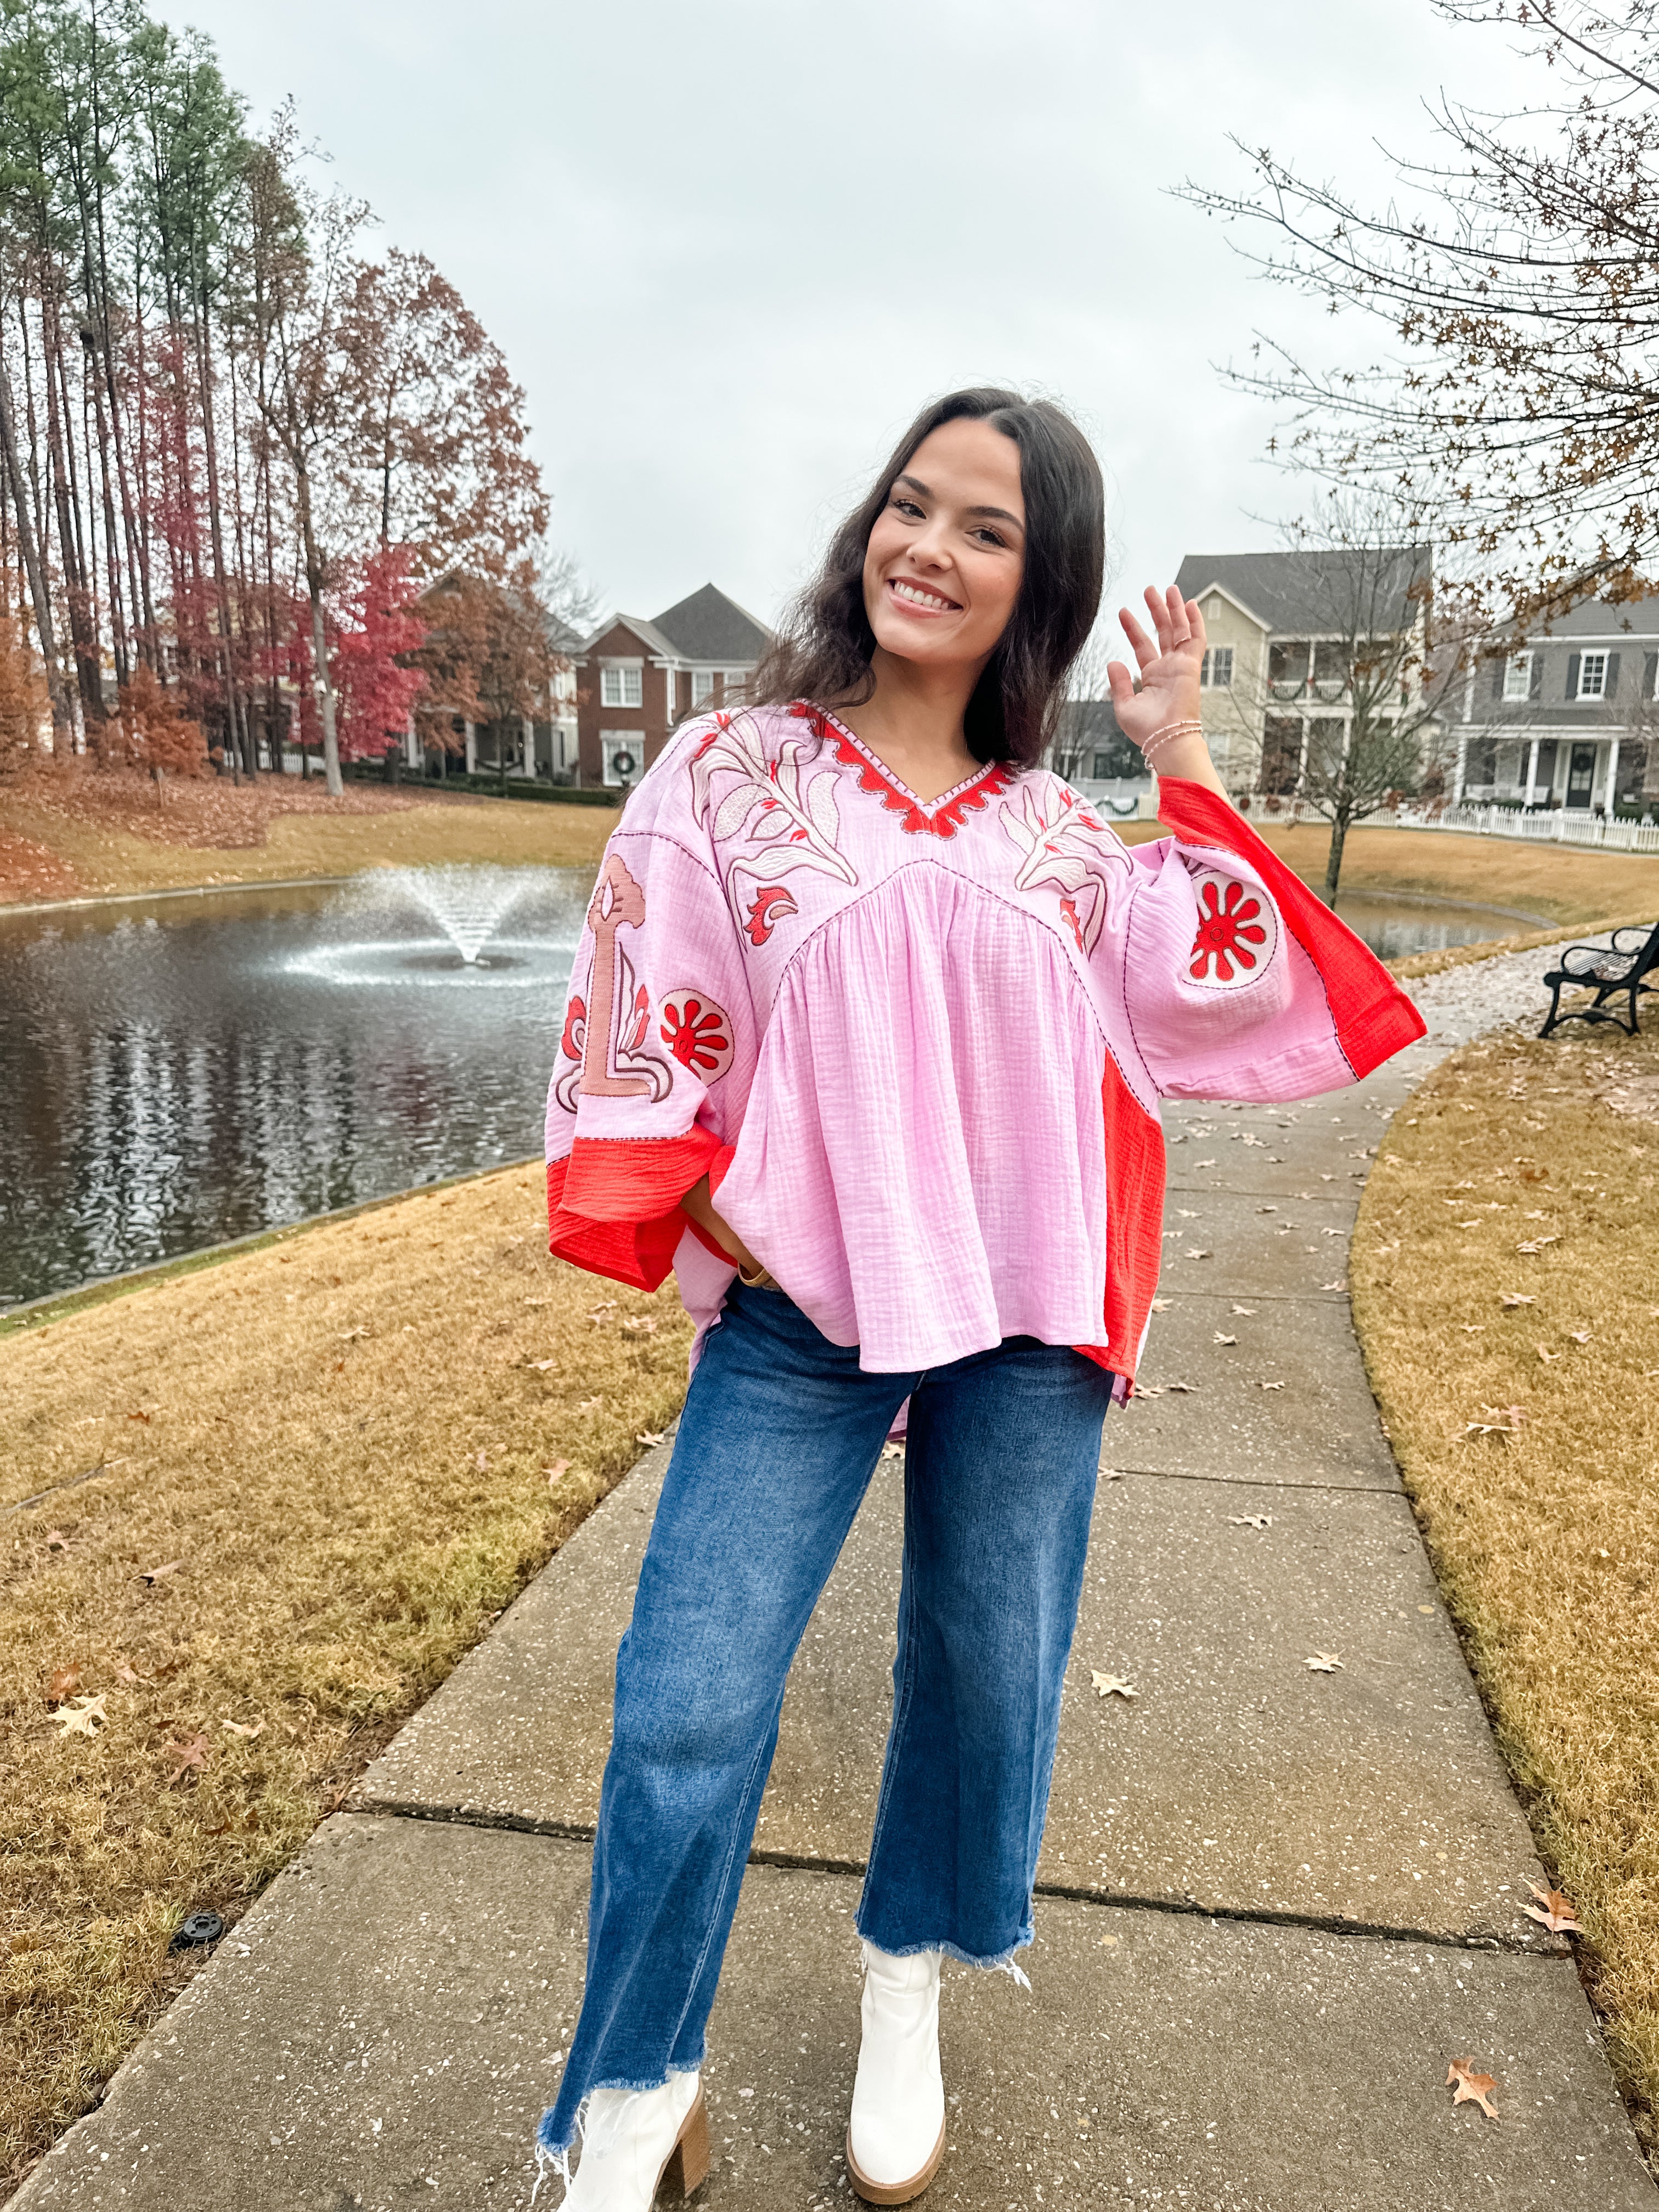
{"left": 600, "top": 731, "right": 642, "bottom": 787}
{"left": 1268, "top": 640, "right": 1309, "bottom": 689}
{"left": 600, "top": 665, "right": 642, "bottom": 709}
{"left": 1200, "top": 646, "right": 1233, "bottom": 689}
{"left": 1312, "top": 640, "right": 1348, "bottom": 685}
{"left": 723, "top": 668, "right": 748, "bottom": 700}
{"left": 1503, "top": 650, "right": 1533, "bottom": 701}
{"left": 1577, "top": 651, "right": 1607, "bottom": 699}
{"left": 692, "top": 669, "right": 715, "bottom": 706}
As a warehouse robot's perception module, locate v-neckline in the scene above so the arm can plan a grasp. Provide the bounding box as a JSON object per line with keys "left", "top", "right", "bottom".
{"left": 805, "top": 705, "right": 1014, "bottom": 838}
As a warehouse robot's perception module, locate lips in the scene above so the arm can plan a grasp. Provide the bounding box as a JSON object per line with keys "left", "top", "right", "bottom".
{"left": 887, "top": 576, "right": 961, "bottom": 615}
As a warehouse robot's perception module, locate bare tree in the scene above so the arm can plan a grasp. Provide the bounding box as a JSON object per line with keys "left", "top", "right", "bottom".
{"left": 1178, "top": 0, "right": 1659, "bottom": 632}
{"left": 1221, "top": 500, "right": 1461, "bottom": 897}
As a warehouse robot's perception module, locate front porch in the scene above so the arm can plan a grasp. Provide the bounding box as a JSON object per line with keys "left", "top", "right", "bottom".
{"left": 1455, "top": 731, "right": 1653, "bottom": 814}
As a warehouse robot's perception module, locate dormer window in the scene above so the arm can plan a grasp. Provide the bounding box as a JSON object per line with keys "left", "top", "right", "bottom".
{"left": 1503, "top": 651, "right": 1532, "bottom": 701}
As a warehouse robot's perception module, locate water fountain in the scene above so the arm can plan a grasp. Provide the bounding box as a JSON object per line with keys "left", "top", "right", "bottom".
{"left": 375, "top": 866, "right": 544, "bottom": 964}
{"left": 283, "top": 866, "right": 589, "bottom": 991}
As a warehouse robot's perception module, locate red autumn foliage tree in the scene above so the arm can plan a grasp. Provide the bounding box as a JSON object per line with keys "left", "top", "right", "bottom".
{"left": 331, "top": 545, "right": 428, "bottom": 761}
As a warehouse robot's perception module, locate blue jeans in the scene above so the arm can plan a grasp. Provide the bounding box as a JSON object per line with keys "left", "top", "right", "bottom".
{"left": 538, "top": 1283, "right": 1115, "bottom": 2162}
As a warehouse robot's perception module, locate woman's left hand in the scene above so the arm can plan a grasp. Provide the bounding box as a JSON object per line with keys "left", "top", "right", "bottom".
{"left": 1105, "top": 585, "right": 1206, "bottom": 753}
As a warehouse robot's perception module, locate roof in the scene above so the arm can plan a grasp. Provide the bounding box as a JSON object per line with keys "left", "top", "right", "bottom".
{"left": 581, "top": 613, "right": 680, "bottom": 659}
{"left": 1523, "top": 593, "right": 1659, "bottom": 642}
{"left": 651, "top": 582, "right": 771, "bottom": 663}
{"left": 1176, "top": 547, "right": 1431, "bottom": 636}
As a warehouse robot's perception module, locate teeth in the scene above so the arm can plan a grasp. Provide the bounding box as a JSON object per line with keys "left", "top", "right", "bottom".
{"left": 892, "top": 580, "right": 955, "bottom": 610}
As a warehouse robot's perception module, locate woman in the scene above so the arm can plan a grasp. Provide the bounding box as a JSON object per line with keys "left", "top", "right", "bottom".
{"left": 537, "top": 387, "right": 1423, "bottom": 2209}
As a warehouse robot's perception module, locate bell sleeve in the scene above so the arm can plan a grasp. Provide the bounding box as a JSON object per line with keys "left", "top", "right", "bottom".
{"left": 545, "top": 819, "right": 755, "bottom": 1290}
{"left": 1116, "top": 777, "right": 1424, "bottom": 1101}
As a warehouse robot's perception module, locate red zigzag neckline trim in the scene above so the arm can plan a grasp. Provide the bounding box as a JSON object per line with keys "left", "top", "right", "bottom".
{"left": 789, "top": 703, "right": 1014, "bottom": 838}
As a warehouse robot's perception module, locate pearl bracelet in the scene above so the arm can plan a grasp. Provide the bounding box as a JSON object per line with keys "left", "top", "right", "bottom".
{"left": 1141, "top": 719, "right": 1205, "bottom": 769}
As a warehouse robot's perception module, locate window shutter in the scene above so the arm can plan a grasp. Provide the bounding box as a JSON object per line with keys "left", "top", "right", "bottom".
{"left": 1491, "top": 658, "right": 1505, "bottom": 701}
{"left": 1566, "top": 652, "right": 1580, "bottom": 699}
{"left": 1606, "top": 651, "right": 1621, "bottom": 699}
{"left": 1530, "top": 654, "right": 1543, "bottom": 699}
{"left": 1644, "top": 652, "right": 1657, "bottom": 700}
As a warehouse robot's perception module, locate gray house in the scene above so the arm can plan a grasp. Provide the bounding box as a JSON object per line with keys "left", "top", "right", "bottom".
{"left": 1454, "top": 596, "right": 1659, "bottom": 812}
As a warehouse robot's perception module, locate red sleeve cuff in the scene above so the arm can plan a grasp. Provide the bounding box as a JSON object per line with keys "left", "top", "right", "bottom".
{"left": 561, "top": 1126, "right": 722, "bottom": 1220}
{"left": 1153, "top": 778, "right": 1426, "bottom": 1079}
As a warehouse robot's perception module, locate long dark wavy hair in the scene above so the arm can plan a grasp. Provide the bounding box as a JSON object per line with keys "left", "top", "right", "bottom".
{"left": 748, "top": 387, "right": 1105, "bottom": 769}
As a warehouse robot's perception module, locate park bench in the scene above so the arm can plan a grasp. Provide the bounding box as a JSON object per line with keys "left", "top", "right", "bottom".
{"left": 1539, "top": 917, "right": 1659, "bottom": 1038}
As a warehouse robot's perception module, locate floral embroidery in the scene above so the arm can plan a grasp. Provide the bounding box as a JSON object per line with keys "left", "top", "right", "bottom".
{"left": 659, "top": 991, "right": 735, "bottom": 1080}
{"left": 690, "top": 709, "right": 857, "bottom": 941}
{"left": 744, "top": 885, "right": 798, "bottom": 945}
{"left": 560, "top": 995, "right": 586, "bottom": 1064}
{"left": 1186, "top": 868, "right": 1277, "bottom": 987}
{"left": 792, "top": 703, "right": 1013, "bottom": 838}
{"left": 625, "top": 984, "right": 651, "bottom": 1052}
{"left": 999, "top": 780, "right": 1129, "bottom": 955}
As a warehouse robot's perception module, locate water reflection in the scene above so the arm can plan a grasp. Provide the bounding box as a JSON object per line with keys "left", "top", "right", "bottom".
{"left": 0, "top": 870, "right": 591, "bottom": 1307}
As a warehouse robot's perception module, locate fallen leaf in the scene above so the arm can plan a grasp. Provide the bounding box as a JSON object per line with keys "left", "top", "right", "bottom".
{"left": 1256, "top": 1205, "right": 1277, "bottom": 1215}
{"left": 53, "top": 1692, "right": 108, "bottom": 1738}
{"left": 219, "top": 1718, "right": 266, "bottom": 1739}
{"left": 1183, "top": 1248, "right": 1212, "bottom": 1260}
{"left": 1259, "top": 1380, "right": 1286, "bottom": 1390}
{"left": 1149, "top": 1297, "right": 1171, "bottom": 1311}
{"left": 338, "top": 1327, "right": 368, "bottom": 1342}
{"left": 588, "top": 1303, "right": 618, "bottom": 1324}
{"left": 544, "top": 1458, "right": 572, "bottom": 1485}
{"left": 1322, "top": 1280, "right": 1348, "bottom": 1292}
{"left": 1537, "top": 1346, "right": 1558, "bottom": 1364}
{"left": 138, "top": 1560, "right": 183, "bottom": 1584}
{"left": 636, "top": 1430, "right": 666, "bottom": 1447}
{"left": 1213, "top": 1332, "right": 1237, "bottom": 1346}
{"left": 127, "top": 1409, "right": 153, "bottom": 1424}
{"left": 577, "top": 1396, "right": 603, "bottom": 1413}
{"left": 1515, "top": 1237, "right": 1560, "bottom": 1254}
{"left": 1091, "top": 1671, "right": 1138, "bottom": 1699}
{"left": 522, "top": 1297, "right": 548, "bottom": 1307}
{"left": 1446, "top": 2058, "right": 1498, "bottom": 2118}
{"left": 529, "top": 1358, "right": 557, "bottom": 1372}
{"left": 1164, "top": 1381, "right": 1199, "bottom": 1393}
{"left": 1521, "top": 1882, "right": 1581, "bottom": 1935}
{"left": 46, "top": 1663, "right": 83, "bottom": 1703}
{"left": 1500, "top": 1293, "right": 1535, "bottom": 1307}
{"left": 1194, "top": 1159, "right": 1216, "bottom": 1168}
{"left": 1228, "top": 1513, "right": 1272, "bottom": 1530}
{"left": 1176, "top": 1208, "right": 1198, "bottom": 1220}
{"left": 1568, "top": 1330, "right": 1592, "bottom": 1344}
{"left": 1304, "top": 1652, "right": 1344, "bottom": 1673}
{"left": 622, "top": 1316, "right": 658, "bottom": 1334}
{"left": 880, "top": 1442, "right": 904, "bottom": 1460}
{"left": 475, "top": 1451, "right": 489, "bottom": 1470}
{"left": 111, "top": 1661, "right": 141, "bottom": 1685}
{"left": 1460, "top": 1324, "right": 1486, "bottom": 1334}
{"left": 1231, "top": 1304, "right": 1256, "bottom": 1316}
{"left": 165, "top": 1733, "right": 211, "bottom": 1785}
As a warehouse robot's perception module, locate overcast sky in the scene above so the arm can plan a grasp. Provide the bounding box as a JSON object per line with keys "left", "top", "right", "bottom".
{"left": 181, "top": 0, "right": 1541, "bottom": 645}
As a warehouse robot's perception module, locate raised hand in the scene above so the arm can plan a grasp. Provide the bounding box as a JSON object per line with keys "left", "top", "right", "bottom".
{"left": 1105, "top": 585, "right": 1206, "bottom": 755}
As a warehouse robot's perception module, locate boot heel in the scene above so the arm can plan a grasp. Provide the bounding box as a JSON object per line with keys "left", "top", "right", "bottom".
{"left": 661, "top": 2087, "right": 710, "bottom": 2198}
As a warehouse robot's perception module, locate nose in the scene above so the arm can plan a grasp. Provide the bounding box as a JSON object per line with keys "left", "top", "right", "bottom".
{"left": 905, "top": 513, "right": 955, "bottom": 572}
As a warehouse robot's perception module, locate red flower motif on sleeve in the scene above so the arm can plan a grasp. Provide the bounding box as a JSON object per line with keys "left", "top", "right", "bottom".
{"left": 559, "top": 995, "right": 586, "bottom": 1062}
{"left": 1189, "top": 877, "right": 1269, "bottom": 983}
{"left": 658, "top": 990, "right": 735, "bottom": 1080}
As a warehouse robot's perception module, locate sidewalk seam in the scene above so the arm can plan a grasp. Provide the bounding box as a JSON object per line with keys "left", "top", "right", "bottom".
{"left": 348, "top": 1798, "right": 1562, "bottom": 1961}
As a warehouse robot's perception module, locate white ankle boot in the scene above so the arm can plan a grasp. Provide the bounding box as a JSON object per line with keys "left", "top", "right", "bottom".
{"left": 845, "top": 1943, "right": 946, "bottom": 2204}
{"left": 558, "top": 2070, "right": 708, "bottom": 2209}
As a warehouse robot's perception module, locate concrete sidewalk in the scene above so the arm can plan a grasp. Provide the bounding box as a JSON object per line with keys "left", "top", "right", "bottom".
{"left": 18, "top": 996, "right": 1657, "bottom": 2209}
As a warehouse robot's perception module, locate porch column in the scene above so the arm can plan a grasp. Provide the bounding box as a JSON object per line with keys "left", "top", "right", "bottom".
{"left": 522, "top": 715, "right": 534, "bottom": 775}
{"left": 405, "top": 715, "right": 419, "bottom": 770}
{"left": 1605, "top": 734, "right": 1621, "bottom": 814}
{"left": 1454, "top": 731, "right": 1468, "bottom": 804}
{"left": 465, "top": 720, "right": 477, "bottom": 775}
{"left": 1523, "top": 736, "right": 1540, "bottom": 806}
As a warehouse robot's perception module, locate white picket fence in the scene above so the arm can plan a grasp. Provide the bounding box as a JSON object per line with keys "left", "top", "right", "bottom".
{"left": 1393, "top": 802, "right": 1659, "bottom": 853}
{"left": 1230, "top": 795, "right": 1659, "bottom": 851}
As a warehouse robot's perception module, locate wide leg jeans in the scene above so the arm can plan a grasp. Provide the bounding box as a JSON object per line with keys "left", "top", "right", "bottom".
{"left": 538, "top": 1282, "right": 1115, "bottom": 2162}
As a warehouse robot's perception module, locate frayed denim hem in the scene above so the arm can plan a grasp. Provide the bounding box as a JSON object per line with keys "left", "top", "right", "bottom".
{"left": 532, "top": 2059, "right": 702, "bottom": 2196}
{"left": 855, "top": 1923, "right": 1036, "bottom": 1989}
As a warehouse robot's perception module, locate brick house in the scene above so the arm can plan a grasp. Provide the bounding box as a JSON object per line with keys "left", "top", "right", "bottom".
{"left": 573, "top": 582, "right": 771, "bottom": 788}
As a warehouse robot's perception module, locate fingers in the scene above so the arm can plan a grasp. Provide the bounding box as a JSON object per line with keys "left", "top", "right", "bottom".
{"left": 1186, "top": 595, "right": 1206, "bottom": 648}
{"left": 1118, "top": 605, "right": 1154, "bottom": 669}
{"left": 1105, "top": 657, "right": 1133, "bottom": 704}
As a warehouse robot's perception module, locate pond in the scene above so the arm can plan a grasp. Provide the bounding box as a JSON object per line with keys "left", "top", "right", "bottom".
{"left": 0, "top": 871, "right": 1536, "bottom": 1308}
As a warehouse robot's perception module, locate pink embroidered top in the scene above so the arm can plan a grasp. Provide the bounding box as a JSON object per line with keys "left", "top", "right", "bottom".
{"left": 544, "top": 701, "right": 1424, "bottom": 1393}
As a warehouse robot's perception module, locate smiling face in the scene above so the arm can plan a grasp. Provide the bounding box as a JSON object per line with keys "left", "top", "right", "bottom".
{"left": 861, "top": 416, "right": 1026, "bottom": 676}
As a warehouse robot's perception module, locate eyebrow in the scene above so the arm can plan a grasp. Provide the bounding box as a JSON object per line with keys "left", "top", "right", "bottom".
{"left": 894, "top": 473, "right": 1023, "bottom": 531}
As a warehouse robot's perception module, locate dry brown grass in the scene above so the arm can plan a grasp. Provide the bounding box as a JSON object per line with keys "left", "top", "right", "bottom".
{"left": 1352, "top": 1015, "right": 1659, "bottom": 2152}
{"left": 0, "top": 1166, "right": 692, "bottom": 2191}
{"left": 1120, "top": 817, "right": 1659, "bottom": 927}
{"left": 0, "top": 770, "right": 612, "bottom": 905}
